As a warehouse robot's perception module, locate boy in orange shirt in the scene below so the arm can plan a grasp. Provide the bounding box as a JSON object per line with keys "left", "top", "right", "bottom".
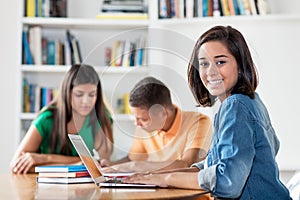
{"left": 103, "top": 76, "right": 212, "bottom": 172}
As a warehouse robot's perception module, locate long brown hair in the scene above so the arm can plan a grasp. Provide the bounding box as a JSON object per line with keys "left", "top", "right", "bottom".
{"left": 187, "top": 25, "right": 258, "bottom": 107}
{"left": 42, "top": 64, "right": 113, "bottom": 155}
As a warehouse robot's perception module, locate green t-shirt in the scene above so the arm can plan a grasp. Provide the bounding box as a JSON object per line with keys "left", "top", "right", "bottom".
{"left": 32, "top": 109, "right": 111, "bottom": 156}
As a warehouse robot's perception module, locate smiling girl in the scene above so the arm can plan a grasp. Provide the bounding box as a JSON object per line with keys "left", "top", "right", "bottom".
{"left": 123, "top": 26, "right": 291, "bottom": 199}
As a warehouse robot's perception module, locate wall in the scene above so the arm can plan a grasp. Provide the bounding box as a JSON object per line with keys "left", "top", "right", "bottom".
{"left": 0, "top": 0, "right": 20, "bottom": 173}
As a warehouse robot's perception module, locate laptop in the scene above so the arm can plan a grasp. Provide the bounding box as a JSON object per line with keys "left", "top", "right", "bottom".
{"left": 68, "top": 134, "right": 157, "bottom": 188}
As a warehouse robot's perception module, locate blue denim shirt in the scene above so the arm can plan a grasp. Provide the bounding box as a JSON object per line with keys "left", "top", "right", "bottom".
{"left": 193, "top": 93, "right": 290, "bottom": 199}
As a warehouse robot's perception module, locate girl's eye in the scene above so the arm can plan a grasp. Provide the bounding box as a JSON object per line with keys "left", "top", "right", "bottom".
{"left": 75, "top": 94, "right": 83, "bottom": 97}
{"left": 199, "top": 62, "right": 210, "bottom": 68}
{"left": 89, "top": 94, "right": 96, "bottom": 97}
{"left": 216, "top": 60, "right": 226, "bottom": 65}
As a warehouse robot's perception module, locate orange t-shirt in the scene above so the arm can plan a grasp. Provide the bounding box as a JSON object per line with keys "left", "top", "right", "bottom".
{"left": 128, "top": 107, "right": 212, "bottom": 162}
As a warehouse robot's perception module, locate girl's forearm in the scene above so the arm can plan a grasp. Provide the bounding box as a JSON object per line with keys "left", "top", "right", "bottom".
{"left": 43, "top": 154, "right": 81, "bottom": 165}
{"left": 165, "top": 172, "right": 201, "bottom": 189}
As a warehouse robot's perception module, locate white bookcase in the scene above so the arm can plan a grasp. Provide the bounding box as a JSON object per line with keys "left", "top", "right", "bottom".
{"left": 20, "top": 14, "right": 150, "bottom": 160}
{"left": 16, "top": 0, "right": 300, "bottom": 167}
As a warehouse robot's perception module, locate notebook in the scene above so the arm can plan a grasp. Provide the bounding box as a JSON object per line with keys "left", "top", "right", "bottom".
{"left": 68, "top": 134, "right": 157, "bottom": 188}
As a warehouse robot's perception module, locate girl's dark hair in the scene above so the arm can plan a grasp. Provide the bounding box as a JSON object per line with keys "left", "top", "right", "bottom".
{"left": 129, "top": 76, "right": 172, "bottom": 109}
{"left": 44, "top": 64, "right": 113, "bottom": 155}
{"left": 187, "top": 25, "right": 258, "bottom": 107}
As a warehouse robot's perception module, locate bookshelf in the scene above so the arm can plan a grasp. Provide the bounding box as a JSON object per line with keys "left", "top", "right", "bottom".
{"left": 19, "top": 1, "right": 151, "bottom": 162}
{"left": 16, "top": 0, "right": 300, "bottom": 168}
{"left": 22, "top": 17, "right": 149, "bottom": 29}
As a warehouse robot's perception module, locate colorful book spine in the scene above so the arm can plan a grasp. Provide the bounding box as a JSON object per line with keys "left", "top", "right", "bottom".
{"left": 242, "top": 0, "right": 251, "bottom": 15}
{"left": 29, "top": 26, "right": 42, "bottom": 65}
{"left": 220, "top": 0, "right": 230, "bottom": 16}
{"left": 159, "top": 0, "right": 169, "bottom": 18}
{"left": 236, "top": 0, "right": 245, "bottom": 15}
{"left": 122, "top": 40, "right": 131, "bottom": 67}
{"left": 38, "top": 170, "right": 90, "bottom": 178}
{"left": 64, "top": 40, "right": 71, "bottom": 65}
{"left": 248, "top": 0, "right": 258, "bottom": 15}
{"left": 71, "top": 38, "right": 82, "bottom": 64}
{"left": 22, "top": 30, "right": 33, "bottom": 64}
{"left": 115, "top": 40, "right": 125, "bottom": 66}
{"left": 26, "top": 0, "right": 36, "bottom": 17}
{"left": 185, "top": 0, "right": 194, "bottom": 18}
{"left": 35, "top": 165, "right": 87, "bottom": 173}
{"left": 123, "top": 93, "right": 130, "bottom": 114}
{"left": 29, "top": 84, "right": 36, "bottom": 113}
{"left": 104, "top": 47, "right": 112, "bottom": 66}
{"left": 23, "top": 78, "right": 30, "bottom": 112}
{"left": 129, "top": 43, "right": 136, "bottom": 66}
{"left": 34, "top": 85, "right": 41, "bottom": 113}
{"left": 228, "top": 0, "right": 236, "bottom": 15}
{"left": 111, "top": 40, "right": 121, "bottom": 66}
{"left": 46, "top": 40, "right": 55, "bottom": 65}
{"left": 66, "top": 30, "right": 75, "bottom": 64}
{"left": 212, "top": 0, "right": 221, "bottom": 16}
{"left": 202, "top": 0, "right": 208, "bottom": 17}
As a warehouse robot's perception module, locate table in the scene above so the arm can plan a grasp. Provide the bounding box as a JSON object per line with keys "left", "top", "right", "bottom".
{"left": 0, "top": 174, "right": 211, "bottom": 199}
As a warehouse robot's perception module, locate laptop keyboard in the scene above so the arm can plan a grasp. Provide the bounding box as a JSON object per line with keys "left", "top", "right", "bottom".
{"left": 104, "top": 178, "right": 122, "bottom": 184}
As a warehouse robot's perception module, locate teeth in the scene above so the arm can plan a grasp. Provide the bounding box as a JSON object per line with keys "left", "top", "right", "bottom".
{"left": 209, "top": 80, "right": 222, "bottom": 84}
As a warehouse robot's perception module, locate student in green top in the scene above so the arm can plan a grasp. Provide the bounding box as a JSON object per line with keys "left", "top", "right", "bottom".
{"left": 10, "top": 64, "right": 113, "bottom": 174}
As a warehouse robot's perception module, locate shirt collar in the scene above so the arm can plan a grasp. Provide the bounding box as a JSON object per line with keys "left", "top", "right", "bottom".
{"left": 158, "top": 105, "right": 182, "bottom": 137}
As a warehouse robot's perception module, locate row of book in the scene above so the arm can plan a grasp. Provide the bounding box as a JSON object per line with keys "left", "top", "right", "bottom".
{"left": 159, "top": 0, "right": 270, "bottom": 19}
{"left": 105, "top": 37, "right": 147, "bottom": 67}
{"left": 22, "top": 26, "right": 146, "bottom": 67}
{"left": 35, "top": 165, "right": 93, "bottom": 184}
{"left": 23, "top": 78, "right": 58, "bottom": 113}
{"left": 22, "top": 27, "right": 82, "bottom": 65}
{"left": 25, "top": 0, "right": 67, "bottom": 17}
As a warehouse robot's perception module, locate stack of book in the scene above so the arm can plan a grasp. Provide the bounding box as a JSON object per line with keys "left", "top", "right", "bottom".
{"left": 35, "top": 165, "right": 93, "bottom": 184}
{"left": 101, "top": 0, "right": 147, "bottom": 13}
{"left": 97, "top": 0, "right": 148, "bottom": 20}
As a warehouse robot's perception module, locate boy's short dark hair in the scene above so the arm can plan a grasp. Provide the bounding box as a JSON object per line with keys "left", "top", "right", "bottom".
{"left": 129, "top": 76, "right": 172, "bottom": 109}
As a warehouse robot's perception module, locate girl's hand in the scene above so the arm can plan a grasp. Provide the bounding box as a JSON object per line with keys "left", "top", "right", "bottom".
{"left": 99, "top": 158, "right": 110, "bottom": 167}
{"left": 122, "top": 172, "right": 168, "bottom": 187}
{"left": 11, "top": 152, "right": 44, "bottom": 174}
{"left": 101, "top": 166, "right": 120, "bottom": 173}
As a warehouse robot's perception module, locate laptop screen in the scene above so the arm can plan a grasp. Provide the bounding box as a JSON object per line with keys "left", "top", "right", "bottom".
{"left": 68, "top": 134, "right": 104, "bottom": 181}
{"left": 68, "top": 134, "right": 158, "bottom": 188}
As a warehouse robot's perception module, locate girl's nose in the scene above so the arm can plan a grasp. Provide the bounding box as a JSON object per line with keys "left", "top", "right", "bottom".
{"left": 82, "top": 95, "right": 89, "bottom": 104}
{"left": 206, "top": 63, "right": 219, "bottom": 76}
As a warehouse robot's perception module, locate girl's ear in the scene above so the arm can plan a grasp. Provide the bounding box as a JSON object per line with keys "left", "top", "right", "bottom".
{"left": 238, "top": 71, "right": 242, "bottom": 78}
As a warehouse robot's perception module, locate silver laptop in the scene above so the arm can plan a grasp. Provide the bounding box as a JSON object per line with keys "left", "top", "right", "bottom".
{"left": 68, "top": 134, "right": 156, "bottom": 188}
